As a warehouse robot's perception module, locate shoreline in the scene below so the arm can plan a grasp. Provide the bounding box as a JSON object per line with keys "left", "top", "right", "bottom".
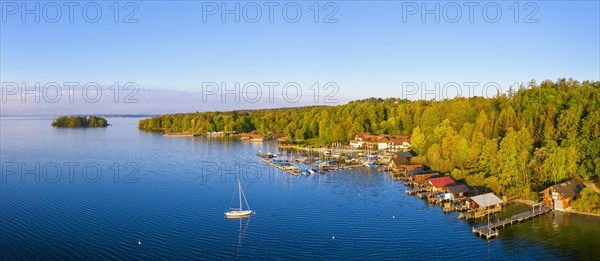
{"left": 157, "top": 131, "right": 600, "bottom": 218}
{"left": 510, "top": 199, "right": 537, "bottom": 205}
{"left": 562, "top": 209, "right": 600, "bottom": 217}
{"left": 162, "top": 133, "right": 200, "bottom": 137}
{"left": 278, "top": 144, "right": 364, "bottom": 154}
{"left": 282, "top": 145, "right": 600, "bottom": 219}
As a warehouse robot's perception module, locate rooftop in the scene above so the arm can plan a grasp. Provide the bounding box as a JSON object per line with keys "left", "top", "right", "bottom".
{"left": 550, "top": 179, "right": 585, "bottom": 198}
{"left": 446, "top": 184, "right": 470, "bottom": 194}
{"left": 428, "top": 176, "right": 456, "bottom": 188}
{"left": 404, "top": 164, "right": 424, "bottom": 171}
{"left": 394, "top": 151, "right": 413, "bottom": 159}
{"left": 470, "top": 193, "right": 503, "bottom": 208}
{"left": 391, "top": 158, "right": 410, "bottom": 166}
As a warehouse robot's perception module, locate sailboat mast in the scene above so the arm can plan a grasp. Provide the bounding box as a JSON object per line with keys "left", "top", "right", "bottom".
{"left": 238, "top": 180, "right": 242, "bottom": 210}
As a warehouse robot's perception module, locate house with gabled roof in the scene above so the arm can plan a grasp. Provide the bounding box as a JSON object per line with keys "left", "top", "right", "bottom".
{"left": 541, "top": 180, "right": 585, "bottom": 210}
{"left": 445, "top": 184, "right": 470, "bottom": 201}
{"left": 428, "top": 176, "right": 457, "bottom": 192}
{"left": 403, "top": 164, "right": 425, "bottom": 175}
{"left": 349, "top": 132, "right": 411, "bottom": 151}
{"left": 468, "top": 193, "right": 503, "bottom": 211}
{"left": 411, "top": 173, "right": 441, "bottom": 184}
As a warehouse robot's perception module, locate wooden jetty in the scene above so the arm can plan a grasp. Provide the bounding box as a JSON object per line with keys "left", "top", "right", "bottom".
{"left": 402, "top": 180, "right": 417, "bottom": 187}
{"left": 405, "top": 187, "right": 428, "bottom": 195}
{"left": 443, "top": 205, "right": 469, "bottom": 213}
{"left": 427, "top": 196, "right": 443, "bottom": 204}
{"left": 417, "top": 191, "right": 434, "bottom": 199}
{"left": 472, "top": 225, "right": 498, "bottom": 239}
{"left": 472, "top": 204, "right": 552, "bottom": 239}
{"left": 459, "top": 207, "right": 501, "bottom": 220}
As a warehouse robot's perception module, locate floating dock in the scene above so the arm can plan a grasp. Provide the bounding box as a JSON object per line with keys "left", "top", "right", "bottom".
{"left": 472, "top": 204, "right": 552, "bottom": 239}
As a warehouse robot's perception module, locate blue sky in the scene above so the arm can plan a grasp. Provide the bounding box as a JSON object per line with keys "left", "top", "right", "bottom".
{"left": 1, "top": 1, "right": 599, "bottom": 114}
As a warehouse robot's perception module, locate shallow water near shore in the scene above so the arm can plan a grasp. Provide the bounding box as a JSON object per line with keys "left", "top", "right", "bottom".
{"left": 1, "top": 117, "right": 599, "bottom": 260}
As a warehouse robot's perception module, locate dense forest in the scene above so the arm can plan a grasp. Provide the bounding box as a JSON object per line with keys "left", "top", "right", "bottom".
{"left": 139, "top": 79, "right": 600, "bottom": 199}
{"left": 51, "top": 116, "right": 109, "bottom": 128}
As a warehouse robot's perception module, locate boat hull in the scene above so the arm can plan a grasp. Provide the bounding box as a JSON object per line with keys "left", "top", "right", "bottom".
{"left": 225, "top": 210, "right": 253, "bottom": 218}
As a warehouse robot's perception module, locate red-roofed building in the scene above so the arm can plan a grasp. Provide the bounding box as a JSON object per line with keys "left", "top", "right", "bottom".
{"left": 428, "top": 176, "right": 456, "bottom": 191}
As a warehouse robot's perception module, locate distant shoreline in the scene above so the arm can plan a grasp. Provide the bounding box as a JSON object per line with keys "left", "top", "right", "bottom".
{"left": 161, "top": 133, "right": 201, "bottom": 137}
{"left": 1, "top": 114, "right": 158, "bottom": 118}
{"left": 277, "top": 144, "right": 364, "bottom": 154}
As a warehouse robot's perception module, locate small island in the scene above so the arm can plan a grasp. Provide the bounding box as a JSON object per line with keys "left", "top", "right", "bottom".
{"left": 51, "top": 115, "right": 109, "bottom": 128}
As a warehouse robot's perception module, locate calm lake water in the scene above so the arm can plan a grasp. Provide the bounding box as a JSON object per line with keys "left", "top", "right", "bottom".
{"left": 1, "top": 117, "right": 599, "bottom": 260}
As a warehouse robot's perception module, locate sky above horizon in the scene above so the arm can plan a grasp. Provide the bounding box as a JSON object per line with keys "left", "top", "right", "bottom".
{"left": 1, "top": 1, "right": 599, "bottom": 115}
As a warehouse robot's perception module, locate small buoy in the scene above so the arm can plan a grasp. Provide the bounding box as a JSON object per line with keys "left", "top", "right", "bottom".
{"left": 332, "top": 235, "right": 335, "bottom": 240}
{"left": 138, "top": 239, "right": 141, "bottom": 245}
{"left": 392, "top": 215, "right": 395, "bottom": 219}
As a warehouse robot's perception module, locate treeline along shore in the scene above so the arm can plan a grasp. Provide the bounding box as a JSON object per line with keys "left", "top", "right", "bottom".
{"left": 138, "top": 79, "right": 600, "bottom": 211}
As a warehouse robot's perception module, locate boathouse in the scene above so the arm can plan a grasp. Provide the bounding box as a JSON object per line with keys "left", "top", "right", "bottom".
{"left": 445, "top": 184, "right": 470, "bottom": 201}
{"left": 428, "top": 176, "right": 457, "bottom": 192}
{"left": 393, "top": 151, "right": 413, "bottom": 160}
{"left": 411, "top": 173, "right": 441, "bottom": 184}
{"left": 240, "top": 134, "right": 265, "bottom": 142}
{"left": 250, "top": 135, "right": 265, "bottom": 142}
{"left": 390, "top": 158, "right": 405, "bottom": 170}
{"left": 541, "top": 180, "right": 585, "bottom": 210}
{"left": 404, "top": 164, "right": 426, "bottom": 175}
{"left": 390, "top": 151, "right": 412, "bottom": 166}
{"left": 468, "top": 193, "right": 503, "bottom": 211}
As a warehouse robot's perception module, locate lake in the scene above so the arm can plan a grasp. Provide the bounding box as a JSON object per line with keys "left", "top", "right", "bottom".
{"left": 1, "top": 117, "right": 599, "bottom": 260}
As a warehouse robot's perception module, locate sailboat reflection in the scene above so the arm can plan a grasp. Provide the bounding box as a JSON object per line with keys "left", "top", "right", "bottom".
{"left": 231, "top": 217, "right": 250, "bottom": 259}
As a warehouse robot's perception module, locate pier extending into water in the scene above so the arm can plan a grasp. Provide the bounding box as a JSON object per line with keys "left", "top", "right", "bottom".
{"left": 472, "top": 204, "right": 553, "bottom": 239}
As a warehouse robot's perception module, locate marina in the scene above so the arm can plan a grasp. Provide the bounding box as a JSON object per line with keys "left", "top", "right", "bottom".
{"left": 381, "top": 151, "right": 559, "bottom": 240}
{"left": 257, "top": 141, "right": 560, "bottom": 241}
{"left": 256, "top": 145, "right": 392, "bottom": 176}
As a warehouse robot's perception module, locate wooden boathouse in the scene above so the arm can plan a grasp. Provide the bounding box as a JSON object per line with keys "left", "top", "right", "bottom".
{"left": 460, "top": 193, "right": 503, "bottom": 220}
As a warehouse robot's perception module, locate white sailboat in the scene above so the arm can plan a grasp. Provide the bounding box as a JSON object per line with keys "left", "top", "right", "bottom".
{"left": 225, "top": 179, "right": 253, "bottom": 218}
